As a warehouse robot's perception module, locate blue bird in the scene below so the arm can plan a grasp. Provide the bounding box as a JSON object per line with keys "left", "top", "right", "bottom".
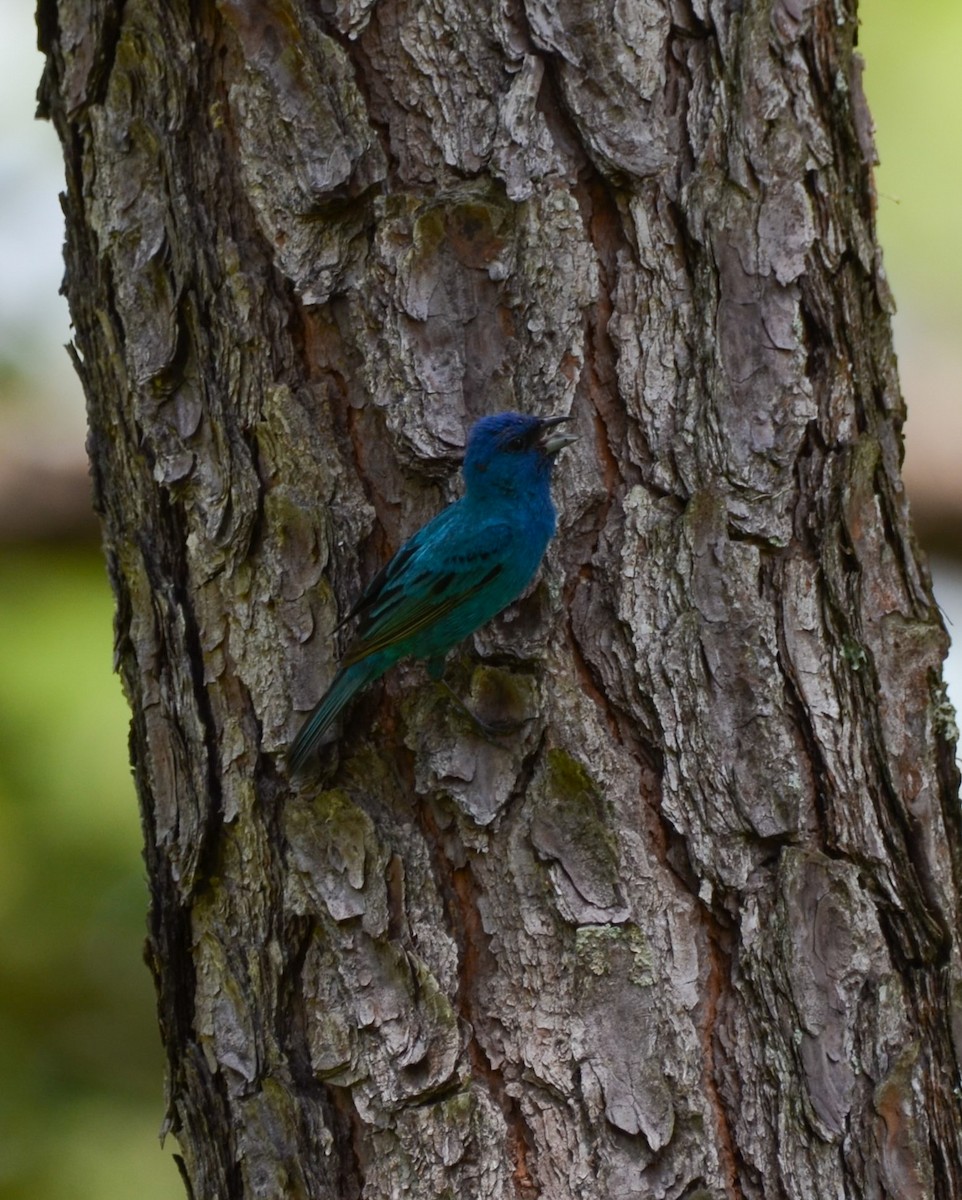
{"left": 288, "top": 411, "right": 577, "bottom": 775}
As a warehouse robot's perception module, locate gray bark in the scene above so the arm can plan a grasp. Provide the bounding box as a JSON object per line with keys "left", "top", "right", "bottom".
{"left": 39, "top": 0, "right": 962, "bottom": 1197}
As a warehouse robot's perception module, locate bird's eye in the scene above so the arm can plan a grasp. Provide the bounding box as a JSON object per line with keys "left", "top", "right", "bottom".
{"left": 505, "top": 435, "right": 527, "bottom": 452}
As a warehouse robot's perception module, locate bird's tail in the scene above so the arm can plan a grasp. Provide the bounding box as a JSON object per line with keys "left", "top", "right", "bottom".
{"left": 287, "top": 659, "right": 381, "bottom": 777}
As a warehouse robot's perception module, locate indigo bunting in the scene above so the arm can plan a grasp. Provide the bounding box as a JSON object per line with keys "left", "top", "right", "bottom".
{"left": 287, "top": 411, "right": 577, "bottom": 775}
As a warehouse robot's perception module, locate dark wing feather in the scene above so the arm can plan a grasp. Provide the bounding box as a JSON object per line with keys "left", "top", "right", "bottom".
{"left": 337, "top": 537, "right": 421, "bottom": 631}
{"left": 340, "top": 509, "right": 513, "bottom": 665}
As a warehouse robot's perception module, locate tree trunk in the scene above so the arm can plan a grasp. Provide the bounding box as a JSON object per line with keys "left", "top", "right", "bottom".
{"left": 39, "top": 0, "right": 962, "bottom": 1196}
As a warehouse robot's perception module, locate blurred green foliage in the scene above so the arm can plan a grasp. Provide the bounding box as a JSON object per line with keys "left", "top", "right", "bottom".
{"left": 0, "top": 548, "right": 181, "bottom": 1199}
{"left": 860, "top": 0, "right": 962, "bottom": 327}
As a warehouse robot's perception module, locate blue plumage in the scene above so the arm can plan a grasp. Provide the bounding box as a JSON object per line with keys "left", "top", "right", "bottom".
{"left": 287, "top": 411, "right": 576, "bottom": 775}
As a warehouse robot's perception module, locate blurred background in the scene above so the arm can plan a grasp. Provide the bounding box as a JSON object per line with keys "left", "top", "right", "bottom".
{"left": 1, "top": 1, "right": 959, "bottom": 1197}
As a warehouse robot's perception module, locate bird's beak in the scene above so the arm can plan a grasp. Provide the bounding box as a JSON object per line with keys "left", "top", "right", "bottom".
{"left": 539, "top": 414, "right": 578, "bottom": 457}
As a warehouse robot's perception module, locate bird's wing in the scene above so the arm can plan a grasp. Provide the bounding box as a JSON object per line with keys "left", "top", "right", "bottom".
{"left": 341, "top": 509, "right": 514, "bottom": 665}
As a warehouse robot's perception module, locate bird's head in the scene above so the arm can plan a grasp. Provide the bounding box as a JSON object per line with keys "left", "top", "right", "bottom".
{"left": 463, "top": 412, "right": 577, "bottom": 499}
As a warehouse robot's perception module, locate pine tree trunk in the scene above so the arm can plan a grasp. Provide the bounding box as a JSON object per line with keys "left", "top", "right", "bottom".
{"left": 39, "top": 0, "right": 962, "bottom": 1196}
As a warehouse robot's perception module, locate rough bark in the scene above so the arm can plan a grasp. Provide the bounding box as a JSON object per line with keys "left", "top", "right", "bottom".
{"left": 39, "top": 0, "right": 962, "bottom": 1197}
